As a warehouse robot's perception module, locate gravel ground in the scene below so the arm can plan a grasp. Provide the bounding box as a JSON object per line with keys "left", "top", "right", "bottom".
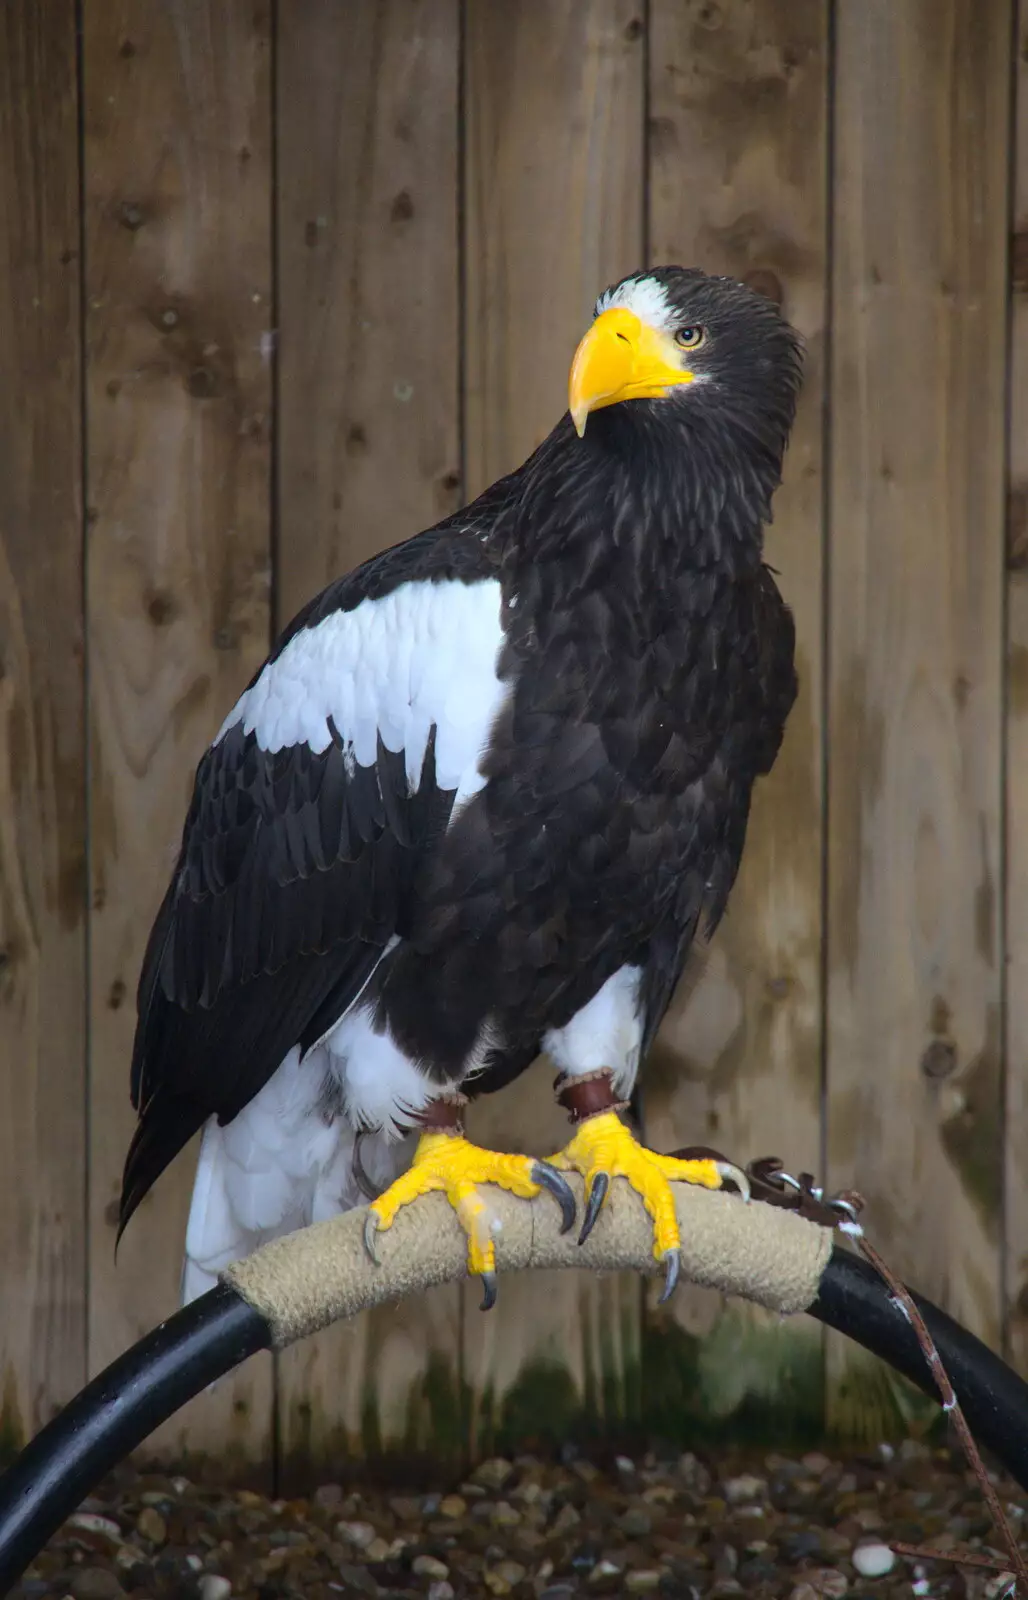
{"left": 12, "top": 1442, "right": 1026, "bottom": 1600}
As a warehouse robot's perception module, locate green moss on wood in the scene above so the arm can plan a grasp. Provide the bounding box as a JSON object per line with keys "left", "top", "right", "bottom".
{"left": 826, "top": 1342, "right": 940, "bottom": 1444}
{"left": 400, "top": 1350, "right": 470, "bottom": 1462}
{"left": 640, "top": 1305, "right": 825, "bottom": 1447}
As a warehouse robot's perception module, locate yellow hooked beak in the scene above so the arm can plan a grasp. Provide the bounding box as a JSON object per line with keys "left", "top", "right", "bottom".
{"left": 568, "top": 306, "right": 698, "bottom": 437}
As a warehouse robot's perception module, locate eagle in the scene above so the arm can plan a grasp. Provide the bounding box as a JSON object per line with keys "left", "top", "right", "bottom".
{"left": 120, "top": 266, "right": 802, "bottom": 1311}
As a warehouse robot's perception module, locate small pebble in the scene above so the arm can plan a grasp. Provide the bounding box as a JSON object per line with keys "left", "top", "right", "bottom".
{"left": 484, "top": 1575, "right": 511, "bottom": 1596}
{"left": 550, "top": 1502, "right": 581, "bottom": 1536}
{"left": 625, "top": 1572, "right": 662, "bottom": 1593}
{"left": 389, "top": 1495, "right": 423, "bottom": 1521}
{"left": 494, "top": 1560, "right": 527, "bottom": 1584}
{"left": 807, "top": 1570, "right": 848, "bottom": 1598}
{"left": 198, "top": 1578, "right": 232, "bottom": 1600}
{"left": 438, "top": 1494, "right": 467, "bottom": 1518}
{"left": 589, "top": 1558, "right": 622, "bottom": 1582}
{"left": 619, "top": 1507, "right": 652, "bottom": 1537}
{"left": 472, "top": 1457, "right": 515, "bottom": 1491}
{"left": 724, "top": 1474, "right": 767, "bottom": 1504}
{"left": 412, "top": 1554, "right": 450, "bottom": 1580}
{"left": 428, "top": 1585, "right": 455, "bottom": 1600}
{"left": 336, "top": 1519, "right": 377, "bottom": 1549}
{"left": 69, "top": 1571, "right": 125, "bottom": 1600}
{"left": 714, "top": 1544, "right": 739, "bottom": 1578}
{"left": 852, "top": 1541, "right": 897, "bottom": 1577}
{"left": 135, "top": 1507, "right": 166, "bottom": 1545}
{"left": 337, "top": 1564, "right": 379, "bottom": 1595}
{"left": 65, "top": 1515, "right": 123, "bottom": 1549}
{"left": 313, "top": 1483, "right": 344, "bottom": 1509}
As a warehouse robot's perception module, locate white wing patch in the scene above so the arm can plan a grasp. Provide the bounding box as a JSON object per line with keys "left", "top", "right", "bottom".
{"left": 216, "top": 577, "right": 508, "bottom": 804}
{"left": 595, "top": 275, "right": 675, "bottom": 334}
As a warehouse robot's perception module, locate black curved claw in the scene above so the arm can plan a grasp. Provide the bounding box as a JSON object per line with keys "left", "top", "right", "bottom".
{"left": 659, "top": 1246, "right": 681, "bottom": 1305}
{"left": 352, "top": 1131, "right": 385, "bottom": 1202}
{"left": 479, "top": 1270, "right": 498, "bottom": 1312}
{"left": 578, "top": 1171, "right": 610, "bottom": 1246}
{"left": 363, "top": 1211, "right": 381, "bottom": 1266}
{"left": 531, "top": 1160, "right": 577, "bottom": 1234}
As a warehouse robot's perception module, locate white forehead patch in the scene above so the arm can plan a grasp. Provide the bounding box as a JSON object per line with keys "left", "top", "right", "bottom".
{"left": 594, "top": 275, "right": 675, "bottom": 333}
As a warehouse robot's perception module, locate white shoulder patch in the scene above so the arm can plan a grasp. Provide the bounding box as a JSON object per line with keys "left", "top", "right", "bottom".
{"left": 216, "top": 577, "right": 508, "bottom": 802}
{"left": 595, "top": 275, "right": 675, "bottom": 333}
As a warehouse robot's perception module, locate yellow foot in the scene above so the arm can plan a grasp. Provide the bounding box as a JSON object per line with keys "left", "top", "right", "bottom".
{"left": 363, "top": 1131, "right": 576, "bottom": 1309}
{"left": 548, "top": 1112, "right": 749, "bottom": 1303}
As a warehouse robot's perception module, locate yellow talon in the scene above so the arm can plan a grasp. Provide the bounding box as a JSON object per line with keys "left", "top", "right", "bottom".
{"left": 364, "top": 1131, "right": 576, "bottom": 1308}
{"left": 548, "top": 1110, "right": 748, "bottom": 1301}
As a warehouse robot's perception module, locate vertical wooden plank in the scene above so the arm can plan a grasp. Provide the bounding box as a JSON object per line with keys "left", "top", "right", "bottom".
{"left": 1006, "top": 2, "right": 1028, "bottom": 1378}
{"left": 275, "top": 0, "right": 463, "bottom": 1481}
{"left": 84, "top": 1, "right": 275, "bottom": 1476}
{"left": 826, "top": 0, "right": 1011, "bottom": 1428}
{"left": 0, "top": 1, "right": 86, "bottom": 1460}
{"left": 641, "top": 0, "right": 828, "bottom": 1438}
{"left": 463, "top": 0, "right": 645, "bottom": 1454}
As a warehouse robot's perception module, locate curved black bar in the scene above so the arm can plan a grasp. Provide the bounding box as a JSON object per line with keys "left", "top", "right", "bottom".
{"left": 811, "top": 1247, "right": 1028, "bottom": 1491}
{"left": 0, "top": 1283, "right": 269, "bottom": 1596}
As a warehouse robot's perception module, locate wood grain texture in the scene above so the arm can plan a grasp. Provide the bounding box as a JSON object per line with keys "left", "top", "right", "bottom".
{"left": 462, "top": 0, "right": 645, "bottom": 1453}
{"left": 275, "top": 0, "right": 462, "bottom": 622}
{"left": 826, "top": 0, "right": 1011, "bottom": 1420}
{"left": 0, "top": 0, "right": 86, "bottom": 1459}
{"left": 642, "top": 0, "right": 828, "bottom": 1433}
{"left": 83, "top": 0, "right": 275, "bottom": 1476}
{"left": 1006, "top": 3, "right": 1028, "bottom": 1379}
{"left": 275, "top": 0, "right": 464, "bottom": 1480}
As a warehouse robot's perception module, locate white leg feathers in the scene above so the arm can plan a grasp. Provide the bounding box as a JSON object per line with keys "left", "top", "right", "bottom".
{"left": 181, "top": 1043, "right": 411, "bottom": 1304}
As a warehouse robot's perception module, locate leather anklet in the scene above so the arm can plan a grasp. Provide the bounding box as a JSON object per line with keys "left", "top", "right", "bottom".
{"left": 412, "top": 1093, "right": 468, "bottom": 1136}
{"left": 555, "top": 1069, "right": 630, "bottom": 1125}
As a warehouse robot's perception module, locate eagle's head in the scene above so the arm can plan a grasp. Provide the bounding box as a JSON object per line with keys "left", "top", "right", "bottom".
{"left": 569, "top": 266, "right": 803, "bottom": 474}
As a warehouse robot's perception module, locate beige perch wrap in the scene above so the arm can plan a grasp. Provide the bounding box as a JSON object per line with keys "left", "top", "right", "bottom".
{"left": 222, "top": 1175, "right": 835, "bottom": 1349}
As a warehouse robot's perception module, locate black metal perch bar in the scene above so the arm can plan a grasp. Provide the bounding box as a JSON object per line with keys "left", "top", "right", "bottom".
{"left": 2, "top": 1181, "right": 1027, "bottom": 1595}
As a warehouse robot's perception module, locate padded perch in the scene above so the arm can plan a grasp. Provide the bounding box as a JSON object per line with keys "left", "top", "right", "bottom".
{"left": 222, "top": 1175, "right": 834, "bottom": 1348}
{"left": 8, "top": 1183, "right": 1028, "bottom": 1595}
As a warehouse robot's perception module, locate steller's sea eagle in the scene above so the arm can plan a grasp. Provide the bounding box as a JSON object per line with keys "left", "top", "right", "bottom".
{"left": 120, "top": 267, "right": 801, "bottom": 1310}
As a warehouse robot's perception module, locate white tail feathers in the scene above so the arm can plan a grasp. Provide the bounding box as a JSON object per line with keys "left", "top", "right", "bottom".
{"left": 181, "top": 1045, "right": 410, "bottom": 1304}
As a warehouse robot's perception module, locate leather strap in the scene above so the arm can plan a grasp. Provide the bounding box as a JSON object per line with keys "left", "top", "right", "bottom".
{"left": 555, "top": 1069, "right": 630, "bottom": 1125}
{"left": 412, "top": 1094, "right": 468, "bottom": 1136}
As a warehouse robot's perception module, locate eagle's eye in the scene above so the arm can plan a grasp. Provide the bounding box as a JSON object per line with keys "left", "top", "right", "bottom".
{"left": 674, "top": 325, "right": 705, "bottom": 351}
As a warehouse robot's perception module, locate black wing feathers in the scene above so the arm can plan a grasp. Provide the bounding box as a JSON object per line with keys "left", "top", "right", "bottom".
{"left": 121, "top": 525, "right": 500, "bottom": 1234}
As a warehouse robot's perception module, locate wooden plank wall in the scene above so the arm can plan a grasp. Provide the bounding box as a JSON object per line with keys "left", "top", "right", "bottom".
{"left": 0, "top": 0, "right": 1022, "bottom": 1477}
{"left": 825, "top": 0, "right": 1012, "bottom": 1435}
{"left": 0, "top": 0, "right": 87, "bottom": 1458}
